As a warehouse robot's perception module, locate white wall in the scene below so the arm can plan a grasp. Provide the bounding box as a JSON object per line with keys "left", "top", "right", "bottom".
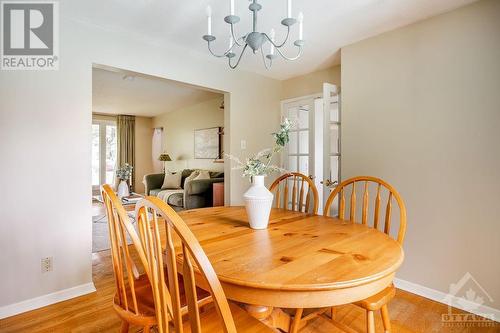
{"left": 152, "top": 97, "right": 224, "bottom": 173}
{"left": 341, "top": 0, "right": 500, "bottom": 308}
{"left": 0, "top": 2, "right": 281, "bottom": 314}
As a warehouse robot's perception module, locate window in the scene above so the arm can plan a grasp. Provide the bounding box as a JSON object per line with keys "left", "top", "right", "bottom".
{"left": 92, "top": 119, "right": 117, "bottom": 189}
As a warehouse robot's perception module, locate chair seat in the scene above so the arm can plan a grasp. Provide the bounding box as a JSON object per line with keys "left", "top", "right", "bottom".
{"left": 183, "top": 302, "right": 274, "bottom": 332}
{"left": 114, "top": 273, "right": 211, "bottom": 318}
{"left": 354, "top": 284, "right": 396, "bottom": 311}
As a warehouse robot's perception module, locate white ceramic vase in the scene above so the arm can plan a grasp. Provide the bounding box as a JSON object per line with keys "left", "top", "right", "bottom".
{"left": 243, "top": 175, "right": 274, "bottom": 230}
{"left": 117, "top": 180, "right": 130, "bottom": 198}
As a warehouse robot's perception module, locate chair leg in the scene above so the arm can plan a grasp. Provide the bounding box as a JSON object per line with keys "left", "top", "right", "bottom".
{"left": 120, "top": 322, "right": 129, "bottom": 333}
{"left": 143, "top": 325, "right": 151, "bottom": 333}
{"left": 366, "top": 310, "right": 375, "bottom": 333}
{"left": 290, "top": 308, "right": 304, "bottom": 333}
{"left": 330, "top": 307, "right": 337, "bottom": 321}
{"left": 381, "top": 304, "right": 391, "bottom": 332}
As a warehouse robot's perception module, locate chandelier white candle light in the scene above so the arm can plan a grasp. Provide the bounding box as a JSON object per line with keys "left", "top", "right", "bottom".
{"left": 202, "top": 0, "right": 304, "bottom": 69}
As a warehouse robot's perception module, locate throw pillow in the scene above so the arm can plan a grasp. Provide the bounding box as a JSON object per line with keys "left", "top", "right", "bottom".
{"left": 194, "top": 170, "right": 210, "bottom": 180}
{"left": 183, "top": 170, "right": 200, "bottom": 188}
{"left": 161, "top": 172, "right": 182, "bottom": 189}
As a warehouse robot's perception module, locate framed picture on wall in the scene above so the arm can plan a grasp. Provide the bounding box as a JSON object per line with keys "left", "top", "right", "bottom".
{"left": 194, "top": 127, "right": 221, "bottom": 159}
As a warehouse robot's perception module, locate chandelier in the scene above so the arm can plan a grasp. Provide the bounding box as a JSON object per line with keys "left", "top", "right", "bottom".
{"left": 202, "top": 0, "right": 304, "bottom": 69}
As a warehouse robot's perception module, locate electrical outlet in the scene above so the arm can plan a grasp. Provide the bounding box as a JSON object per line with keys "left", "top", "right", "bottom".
{"left": 41, "top": 257, "right": 53, "bottom": 273}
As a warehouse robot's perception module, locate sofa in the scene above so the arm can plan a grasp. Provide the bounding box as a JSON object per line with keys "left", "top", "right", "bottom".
{"left": 143, "top": 169, "right": 224, "bottom": 210}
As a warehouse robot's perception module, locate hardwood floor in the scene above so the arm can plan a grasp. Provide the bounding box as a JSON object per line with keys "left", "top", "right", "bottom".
{"left": 0, "top": 250, "right": 498, "bottom": 333}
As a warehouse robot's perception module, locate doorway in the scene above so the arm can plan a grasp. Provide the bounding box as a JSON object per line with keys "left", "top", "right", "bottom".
{"left": 91, "top": 64, "right": 228, "bottom": 253}
{"left": 281, "top": 83, "right": 340, "bottom": 214}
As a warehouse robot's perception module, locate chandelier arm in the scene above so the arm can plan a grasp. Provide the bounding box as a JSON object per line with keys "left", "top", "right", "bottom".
{"left": 229, "top": 44, "right": 248, "bottom": 69}
{"left": 260, "top": 46, "right": 272, "bottom": 70}
{"left": 207, "top": 40, "right": 240, "bottom": 58}
{"left": 275, "top": 44, "right": 303, "bottom": 61}
{"left": 262, "top": 26, "right": 291, "bottom": 49}
{"left": 230, "top": 24, "right": 248, "bottom": 46}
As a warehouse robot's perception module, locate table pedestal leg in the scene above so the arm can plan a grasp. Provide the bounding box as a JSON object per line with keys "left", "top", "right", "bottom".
{"left": 243, "top": 304, "right": 292, "bottom": 332}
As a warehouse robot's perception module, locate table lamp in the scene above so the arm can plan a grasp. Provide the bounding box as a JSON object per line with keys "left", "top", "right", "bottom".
{"left": 158, "top": 153, "right": 172, "bottom": 173}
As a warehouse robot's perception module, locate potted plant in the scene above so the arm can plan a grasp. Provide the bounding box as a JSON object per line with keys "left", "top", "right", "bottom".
{"left": 227, "top": 119, "right": 291, "bottom": 229}
{"left": 116, "top": 163, "right": 133, "bottom": 198}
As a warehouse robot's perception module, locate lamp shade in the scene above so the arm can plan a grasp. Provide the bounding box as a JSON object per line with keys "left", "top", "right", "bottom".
{"left": 158, "top": 153, "right": 172, "bottom": 162}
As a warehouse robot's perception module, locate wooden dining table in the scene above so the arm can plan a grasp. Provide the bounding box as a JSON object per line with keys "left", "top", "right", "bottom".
{"left": 164, "top": 206, "right": 404, "bottom": 332}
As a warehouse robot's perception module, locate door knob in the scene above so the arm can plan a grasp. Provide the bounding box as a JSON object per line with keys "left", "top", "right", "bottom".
{"left": 320, "top": 179, "right": 338, "bottom": 187}
{"left": 308, "top": 175, "right": 315, "bottom": 180}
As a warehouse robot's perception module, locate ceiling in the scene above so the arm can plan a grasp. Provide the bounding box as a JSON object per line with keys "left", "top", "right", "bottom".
{"left": 92, "top": 67, "right": 221, "bottom": 117}
{"left": 71, "top": 0, "right": 476, "bottom": 80}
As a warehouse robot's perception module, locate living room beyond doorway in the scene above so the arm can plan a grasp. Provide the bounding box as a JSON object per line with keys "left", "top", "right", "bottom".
{"left": 91, "top": 65, "right": 227, "bottom": 253}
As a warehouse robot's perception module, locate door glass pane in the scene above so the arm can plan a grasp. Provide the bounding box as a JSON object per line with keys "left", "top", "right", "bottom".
{"left": 299, "top": 156, "right": 309, "bottom": 175}
{"left": 92, "top": 124, "right": 100, "bottom": 186}
{"left": 330, "top": 156, "right": 339, "bottom": 183}
{"left": 330, "top": 124, "right": 339, "bottom": 154}
{"left": 299, "top": 130, "right": 309, "bottom": 154}
{"left": 105, "top": 125, "right": 117, "bottom": 184}
{"left": 288, "top": 156, "right": 297, "bottom": 172}
{"left": 298, "top": 107, "right": 309, "bottom": 129}
{"left": 330, "top": 102, "right": 339, "bottom": 122}
{"left": 288, "top": 131, "right": 298, "bottom": 154}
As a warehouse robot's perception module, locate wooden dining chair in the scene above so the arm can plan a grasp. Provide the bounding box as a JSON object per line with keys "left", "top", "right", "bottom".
{"left": 135, "top": 196, "right": 274, "bottom": 333}
{"left": 101, "top": 184, "right": 157, "bottom": 333}
{"left": 269, "top": 172, "right": 319, "bottom": 214}
{"left": 323, "top": 176, "right": 407, "bottom": 333}
{"left": 269, "top": 172, "right": 320, "bottom": 332}
{"left": 101, "top": 185, "right": 210, "bottom": 333}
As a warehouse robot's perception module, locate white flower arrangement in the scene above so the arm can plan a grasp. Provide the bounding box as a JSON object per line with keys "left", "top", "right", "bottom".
{"left": 116, "top": 163, "right": 133, "bottom": 181}
{"left": 226, "top": 118, "right": 292, "bottom": 178}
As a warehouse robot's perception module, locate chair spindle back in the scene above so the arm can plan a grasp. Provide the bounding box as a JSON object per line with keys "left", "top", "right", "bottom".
{"left": 269, "top": 172, "right": 319, "bottom": 214}
{"left": 102, "top": 184, "right": 148, "bottom": 317}
{"left": 135, "top": 196, "right": 237, "bottom": 333}
{"left": 323, "top": 176, "right": 407, "bottom": 244}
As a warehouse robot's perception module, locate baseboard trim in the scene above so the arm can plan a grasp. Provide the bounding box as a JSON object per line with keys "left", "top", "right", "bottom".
{"left": 394, "top": 278, "right": 500, "bottom": 322}
{"left": 0, "top": 282, "right": 96, "bottom": 319}
{"left": 1, "top": 279, "right": 498, "bottom": 323}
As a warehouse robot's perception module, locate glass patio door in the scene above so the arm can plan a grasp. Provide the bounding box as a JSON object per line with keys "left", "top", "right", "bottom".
{"left": 92, "top": 119, "right": 117, "bottom": 192}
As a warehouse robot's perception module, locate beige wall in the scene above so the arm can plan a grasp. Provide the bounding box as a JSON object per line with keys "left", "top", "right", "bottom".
{"left": 134, "top": 116, "right": 153, "bottom": 194}
{"left": 152, "top": 97, "right": 224, "bottom": 172}
{"left": 281, "top": 66, "right": 341, "bottom": 100}
{"left": 341, "top": 0, "right": 500, "bottom": 307}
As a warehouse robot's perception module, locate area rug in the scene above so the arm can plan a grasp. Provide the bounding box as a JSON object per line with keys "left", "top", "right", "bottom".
{"left": 92, "top": 211, "right": 136, "bottom": 253}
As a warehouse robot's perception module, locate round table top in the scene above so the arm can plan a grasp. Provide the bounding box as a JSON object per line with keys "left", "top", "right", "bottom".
{"left": 178, "top": 206, "right": 404, "bottom": 293}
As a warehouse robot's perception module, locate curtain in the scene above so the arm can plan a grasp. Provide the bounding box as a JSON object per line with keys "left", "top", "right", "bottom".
{"left": 152, "top": 127, "right": 164, "bottom": 173}
{"left": 117, "top": 115, "right": 135, "bottom": 191}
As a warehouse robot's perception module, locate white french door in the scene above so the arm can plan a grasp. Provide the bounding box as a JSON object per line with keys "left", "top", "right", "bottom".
{"left": 282, "top": 97, "right": 315, "bottom": 178}
{"left": 322, "top": 83, "right": 341, "bottom": 216}
{"left": 281, "top": 83, "right": 340, "bottom": 214}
